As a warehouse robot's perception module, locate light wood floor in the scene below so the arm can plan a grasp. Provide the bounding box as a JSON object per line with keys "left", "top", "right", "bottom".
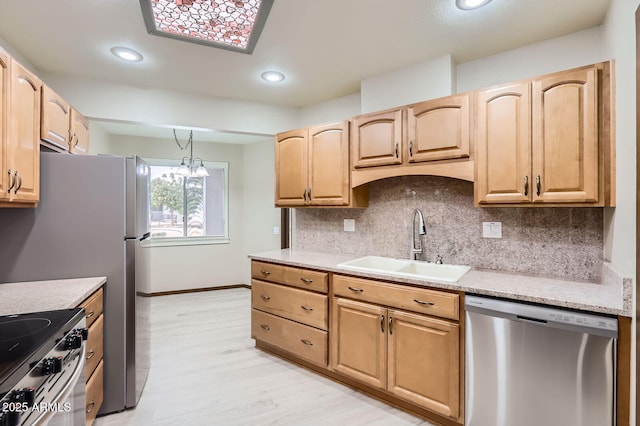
{"left": 94, "top": 288, "right": 434, "bottom": 426}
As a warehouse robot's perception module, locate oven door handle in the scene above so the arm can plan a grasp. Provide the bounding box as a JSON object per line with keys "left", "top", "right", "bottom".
{"left": 31, "top": 344, "right": 86, "bottom": 425}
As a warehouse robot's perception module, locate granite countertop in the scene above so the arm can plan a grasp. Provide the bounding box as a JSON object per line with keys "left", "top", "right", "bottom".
{"left": 0, "top": 277, "right": 106, "bottom": 316}
{"left": 249, "top": 249, "right": 632, "bottom": 317}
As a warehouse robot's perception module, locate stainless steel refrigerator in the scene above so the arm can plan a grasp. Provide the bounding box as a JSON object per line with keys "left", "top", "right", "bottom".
{"left": 0, "top": 151, "right": 151, "bottom": 415}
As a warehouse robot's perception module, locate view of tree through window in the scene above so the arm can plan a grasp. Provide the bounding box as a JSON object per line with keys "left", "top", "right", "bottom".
{"left": 148, "top": 163, "right": 228, "bottom": 241}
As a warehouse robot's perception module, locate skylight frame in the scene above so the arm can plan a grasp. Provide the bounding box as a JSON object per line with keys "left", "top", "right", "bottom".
{"left": 139, "top": 0, "right": 274, "bottom": 55}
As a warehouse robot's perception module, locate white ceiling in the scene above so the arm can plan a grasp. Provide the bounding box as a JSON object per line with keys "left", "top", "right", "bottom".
{"left": 0, "top": 0, "right": 612, "bottom": 141}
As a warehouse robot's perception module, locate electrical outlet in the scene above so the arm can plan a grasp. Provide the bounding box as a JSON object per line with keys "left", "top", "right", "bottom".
{"left": 273, "top": 226, "right": 280, "bottom": 235}
{"left": 344, "top": 219, "right": 355, "bottom": 232}
{"left": 482, "top": 222, "right": 502, "bottom": 238}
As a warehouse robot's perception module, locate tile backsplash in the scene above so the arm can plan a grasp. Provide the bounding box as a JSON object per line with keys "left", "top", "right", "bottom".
{"left": 293, "top": 176, "right": 603, "bottom": 281}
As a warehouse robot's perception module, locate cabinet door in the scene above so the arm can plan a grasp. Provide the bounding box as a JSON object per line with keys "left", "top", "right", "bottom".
{"left": 0, "top": 48, "right": 9, "bottom": 202}
{"left": 352, "top": 109, "right": 402, "bottom": 168}
{"left": 476, "top": 83, "right": 531, "bottom": 204}
{"left": 330, "top": 298, "right": 387, "bottom": 389}
{"left": 532, "top": 67, "right": 598, "bottom": 203}
{"left": 308, "top": 121, "right": 349, "bottom": 205}
{"left": 275, "top": 129, "right": 308, "bottom": 206}
{"left": 387, "top": 309, "right": 459, "bottom": 419}
{"left": 8, "top": 60, "right": 41, "bottom": 203}
{"left": 40, "top": 85, "right": 70, "bottom": 151}
{"left": 70, "top": 108, "right": 90, "bottom": 154}
{"left": 407, "top": 94, "right": 470, "bottom": 163}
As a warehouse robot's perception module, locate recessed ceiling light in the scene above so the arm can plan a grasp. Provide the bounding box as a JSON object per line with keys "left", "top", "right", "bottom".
{"left": 111, "top": 46, "right": 144, "bottom": 62}
{"left": 261, "top": 71, "right": 285, "bottom": 83}
{"left": 456, "top": 0, "right": 492, "bottom": 10}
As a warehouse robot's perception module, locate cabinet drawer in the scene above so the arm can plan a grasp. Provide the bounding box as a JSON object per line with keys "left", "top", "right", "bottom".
{"left": 252, "top": 280, "right": 328, "bottom": 330}
{"left": 85, "top": 360, "right": 104, "bottom": 426}
{"left": 252, "top": 309, "right": 328, "bottom": 367}
{"left": 85, "top": 314, "right": 104, "bottom": 379}
{"left": 251, "top": 261, "right": 328, "bottom": 293}
{"left": 252, "top": 261, "right": 287, "bottom": 284}
{"left": 333, "top": 275, "right": 459, "bottom": 321}
{"left": 79, "top": 288, "right": 103, "bottom": 328}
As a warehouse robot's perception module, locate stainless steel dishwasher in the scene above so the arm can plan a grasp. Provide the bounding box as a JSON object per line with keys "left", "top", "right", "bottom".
{"left": 465, "top": 295, "right": 618, "bottom": 426}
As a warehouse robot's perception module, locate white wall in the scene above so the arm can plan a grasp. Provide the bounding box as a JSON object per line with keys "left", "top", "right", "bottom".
{"left": 456, "top": 26, "right": 605, "bottom": 93}
{"left": 242, "top": 140, "right": 281, "bottom": 284}
{"left": 88, "top": 122, "right": 112, "bottom": 155}
{"left": 360, "top": 54, "right": 455, "bottom": 113}
{"left": 298, "top": 93, "right": 361, "bottom": 128}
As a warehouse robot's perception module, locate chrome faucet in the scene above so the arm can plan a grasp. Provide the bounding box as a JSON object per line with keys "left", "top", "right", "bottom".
{"left": 411, "top": 209, "right": 426, "bottom": 260}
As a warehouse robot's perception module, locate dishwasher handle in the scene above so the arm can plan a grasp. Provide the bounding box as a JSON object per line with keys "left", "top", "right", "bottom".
{"left": 465, "top": 295, "right": 618, "bottom": 339}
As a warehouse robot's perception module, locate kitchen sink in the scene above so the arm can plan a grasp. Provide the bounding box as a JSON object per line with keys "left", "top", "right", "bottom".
{"left": 336, "top": 256, "right": 471, "bottom": 283}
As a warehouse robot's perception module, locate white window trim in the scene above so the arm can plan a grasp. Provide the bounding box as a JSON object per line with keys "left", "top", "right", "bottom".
{"left": 143, "top": 157, "right": 229, "bottom": 247}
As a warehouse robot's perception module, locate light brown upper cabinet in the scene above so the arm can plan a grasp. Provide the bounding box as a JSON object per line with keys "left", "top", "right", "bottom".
{"left": 1, "top": 57, "right": 41, "bottom": 206}
{"left": 275, "top": 121, "right": 367, "bottom": 208}
{"left": 0, "top": 47, "right": 9, "bottom": 202}
{"left": 41, "top": 85, "right": 90, "bottom": 154}
{"left": 70, "top": 108, "right": 90, "bottom": 154}
{"left": 351, "top": 94, "right": 475, "bottom": 187}
{"left": 406, "top": 94, "right": 470, "bottom": 163}
{"left": 41, "top": 85, "right": 71, "bottom": 151}
{"left": 475, "top": 62, "right": 614, "bottom": 206}
{"left": 352, "top": 109, "right": 403, "bottom": 168}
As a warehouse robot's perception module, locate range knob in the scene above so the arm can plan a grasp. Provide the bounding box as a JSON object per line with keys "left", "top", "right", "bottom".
{"left": 40, "top": 357, "right": 62, "bottom": 376}
{"left": 64, "top": 334, "right": 82, "bottom": 350}
{"left": 11, "top": 388, "right": 35, "bottom": 407}
{"left": 77, "top": 328, "right": 89, "bottom": 341}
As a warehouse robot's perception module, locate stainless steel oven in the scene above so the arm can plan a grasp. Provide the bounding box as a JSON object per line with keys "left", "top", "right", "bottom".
{"left": 0, "top": 308, "right": 87, "bottom": 426}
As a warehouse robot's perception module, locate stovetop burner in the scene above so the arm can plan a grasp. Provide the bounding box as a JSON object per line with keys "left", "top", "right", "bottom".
{"left": 0, "top": 309, "right": 83, "bottom": 390}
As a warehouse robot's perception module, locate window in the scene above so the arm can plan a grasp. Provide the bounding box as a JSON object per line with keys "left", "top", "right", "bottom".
{"left": 145, "top": 159, "right": 229, "bottom": 246}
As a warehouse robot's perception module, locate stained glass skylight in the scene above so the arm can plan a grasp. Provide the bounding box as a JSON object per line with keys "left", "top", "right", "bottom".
{"left": 139, "top": 0, "right": 274, "bottom": 54}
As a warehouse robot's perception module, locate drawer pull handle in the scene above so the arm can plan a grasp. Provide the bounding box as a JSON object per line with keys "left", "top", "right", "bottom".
{"left": 86, "top": 400, "right": 95, "bottom": 414}
{"left": 260, "top": 270, "right": 272, "bottom": 276}
{"left": 389, "top": 316, "right": 393, "bottom": 335}
{"left": 413, "top": 299, "right": 434, "bottom": 306}
{"left": 300, "top": 277, "right": 313, "bottom": 284}
{"left": 260, "top": 324, "right": 270, "bottom": 331}
{"left": 348, "top": 286, "right": 363, "bottom": 293}
{"left": 86, "top": 350, "right": 95, "bottom": 360}
{"left": 86, "top": 311, "right": 95, "bottom": 319}
{"left": 300, "top": 339, "right": 313, "bottom": 346}
{"left": 300, "top": 305, "right": 313, "bottom": 312}
{"left": 380, "top": 314, "right": 385, "bottom": 333}
{"left": 260, "top": 294, "right": 270, "bottom": 301}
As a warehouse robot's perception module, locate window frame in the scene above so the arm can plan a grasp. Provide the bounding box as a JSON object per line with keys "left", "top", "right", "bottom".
{"left": 142, "top": 158, "right": 230, "bottom": 247}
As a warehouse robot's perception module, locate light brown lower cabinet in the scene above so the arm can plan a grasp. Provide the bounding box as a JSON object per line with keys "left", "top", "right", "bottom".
{"left": 85, "top": 360, "right": 104, "bottom": 426}
{"left": 78, "top": 287, "right": 104, "bottom": 426}
{"left": 331, "top": 297, "right": 460, "bottom": 419}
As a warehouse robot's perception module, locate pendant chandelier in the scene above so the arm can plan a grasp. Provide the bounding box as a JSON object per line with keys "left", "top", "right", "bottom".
{"left": 173, "top": 129, "right": 209, "bottom": 177}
